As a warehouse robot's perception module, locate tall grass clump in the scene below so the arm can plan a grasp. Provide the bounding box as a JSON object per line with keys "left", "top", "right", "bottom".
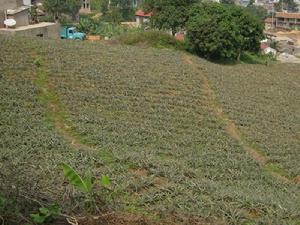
{"left": 117, "top": 30, "right": 187, "bottom": 50}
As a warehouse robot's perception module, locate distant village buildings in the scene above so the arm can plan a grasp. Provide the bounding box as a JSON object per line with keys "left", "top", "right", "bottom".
{"left": 275, "top": 12, "right": 300, "bottom": 30}
{"left": 265, "top": 12, "right": 300, "bottom": 30}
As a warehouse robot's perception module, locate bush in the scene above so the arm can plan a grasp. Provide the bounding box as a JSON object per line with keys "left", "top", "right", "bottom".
{"left": 240, "top": 51, "right": 275, "bottom": 65}
{"left": 186, "top": 3, "right": 264, "bottom": 60}
{"left": 77, "top": 16, "right": 138, "bottom": 37}
{"left": 116, "top": 30, "right": 188, "bottom": 50}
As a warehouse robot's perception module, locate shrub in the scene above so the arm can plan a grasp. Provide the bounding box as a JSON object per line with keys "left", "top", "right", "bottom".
{"left": 117, "top": 30, "right": 187, "bottom": 50}
{"left": 77, "top": 16, "right": 139, "bottom": 37}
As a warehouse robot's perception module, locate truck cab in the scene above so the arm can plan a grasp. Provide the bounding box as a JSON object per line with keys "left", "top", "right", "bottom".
{"left": 60, "top": 27, "right": 86, "bottom": 40}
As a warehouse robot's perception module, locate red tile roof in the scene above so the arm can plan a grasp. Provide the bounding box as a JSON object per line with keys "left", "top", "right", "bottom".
{"left": 260, "top": 42, "right": 268, "bottom": 50}
{"left": 175, "top": 33, "right": 185, "bottom": 41}
{"left": 275, "top": 12, "right": 300, "bottom": 19}
{"left": 135, "top": 10, "right": 153, "bottom": 17}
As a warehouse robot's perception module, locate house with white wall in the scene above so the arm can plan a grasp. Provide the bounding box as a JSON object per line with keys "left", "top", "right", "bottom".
{"left": 135, "top": 10, "right": 152, "bottom": 26}
{"left": 0, "top": 0, "right": 31, "bottom": 28}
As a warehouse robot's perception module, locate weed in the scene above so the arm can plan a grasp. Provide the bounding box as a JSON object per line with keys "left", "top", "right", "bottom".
{"left": 33, "top": 58, "right": 42, "bottom": 67}
{"left": 116, "top": 30, "right": 187, "bottom": 50}
{"left": 30, "top": 204, "right": 60, "bottom": 224}
{"left": 62, "top": 163, "right": 112, "bottom": 212}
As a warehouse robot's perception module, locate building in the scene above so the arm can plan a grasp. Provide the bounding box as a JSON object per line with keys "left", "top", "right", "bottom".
{"left": 264, "top": 17, "right": 275, "bottom": 30}
{"left": 6, "top": 5, "right": 30, "bottom": 27}
{"left": 80, "top": 0, "right": 91, "bottom": 14}
{"left": 0, "top": 0, "right": 31, "bottom": 28}
{"left": 0, "top": 0, "right": 59, "bottom": 38}
{"left": 135, "top": 10, "right": 152, "bottom": 26}
{"left": 275, "top": 12, "right": 300, "bottom": 30}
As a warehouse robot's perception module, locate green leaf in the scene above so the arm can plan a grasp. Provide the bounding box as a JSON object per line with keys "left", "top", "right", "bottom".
{"left": 30, "top": 213, "right": 46, "bottom": 224}
{"left": 39, "top": 207, "right": 50, "bottom": 216}
{"left": 61, "top": 163, "right": 91, "bottom": 193}
{"left": 84, "top": 177, "right": 93, "bottom": 192}
{"left": 48, "top": 204, "right": 60, "bottom": 216}
{"left": 101, "top": 175, "right": 111, "bottom": 187}
{"left": 0, "top": 196, "right": 6, "bottom": 209}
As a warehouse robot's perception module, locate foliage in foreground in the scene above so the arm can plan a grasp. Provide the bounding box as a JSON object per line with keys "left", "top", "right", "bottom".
{"left": 186, "top": 3, "right": 264, "bottom": 60}
{"left": 62, "top": 163, "right": 112, "bottom": 212}
{"left": 30, "top": 204, "right": 60, "bottom": 224}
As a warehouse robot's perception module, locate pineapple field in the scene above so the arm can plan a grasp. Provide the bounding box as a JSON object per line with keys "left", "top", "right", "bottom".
{"left": 0, "top": 36, "right": 299, "bottom": 225}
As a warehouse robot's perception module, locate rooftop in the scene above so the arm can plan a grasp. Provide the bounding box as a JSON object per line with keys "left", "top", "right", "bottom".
{"left": 7, "top": 6, "right": 30, "bottom": 15}
{"left": 135, "top": 10, "right": 153, "bottom": 17}
{"left": 275, "top": 12, "right": 300, "bottom": 19}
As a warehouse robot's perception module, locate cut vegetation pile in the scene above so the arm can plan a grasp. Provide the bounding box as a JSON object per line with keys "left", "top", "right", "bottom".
{"left": 0, "top": 36, "right": 299, "bottom": 225}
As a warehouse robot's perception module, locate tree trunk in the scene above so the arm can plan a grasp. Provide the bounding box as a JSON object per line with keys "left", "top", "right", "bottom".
{"left": 172, "top": 29, "right": 176, "bottom": 36}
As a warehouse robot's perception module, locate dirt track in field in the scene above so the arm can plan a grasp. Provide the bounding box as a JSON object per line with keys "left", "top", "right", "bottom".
{"left": 182, "top": 54, "right": 298, "bottom": 184}
{"left": 33, "top": 54, "right": 217, "bottom": 225}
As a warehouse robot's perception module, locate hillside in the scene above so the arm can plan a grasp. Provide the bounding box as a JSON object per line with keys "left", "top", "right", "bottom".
{"left": 0, "top": 36, "right": 299, "bottom": 225}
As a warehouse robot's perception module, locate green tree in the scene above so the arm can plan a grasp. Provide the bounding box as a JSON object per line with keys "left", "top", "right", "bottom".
{"left": 274, "top": 0, "right": 298, "bottom": 12}
{"left": 110, "top": 0, "right": 135, "bottom": 21}
{"left": 186, "top": 3, "right": 264, "bottom": 60}
{"left": 100, "top": 0, "right": 135, "bottom": 21}
{"left": 66, "top": 0, "right": 82, "bottom": 21}
{"left": 43, "top": 0, "right": 81, "bottom": 21}
{"left": 99, "top": 0, "right": 110, "bottom": 15}
{"left": 107, "top": 6, "right": 123, "bottom": 24}
{"left": 144, "top": 0, "right": 199, "bottom": 35}
{"left": 43, "top": 0, "right": 66, "bottom": 20}
{"left": 245, "top": 5, "right": 268, "bottom": 21}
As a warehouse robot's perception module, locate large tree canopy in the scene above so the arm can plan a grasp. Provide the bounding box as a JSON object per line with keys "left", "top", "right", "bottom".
{"left": 186, "top": 3, "right": 264, "bottom": 60}
{"left": 144, "top": 0, "right": 199, "bottom": 35}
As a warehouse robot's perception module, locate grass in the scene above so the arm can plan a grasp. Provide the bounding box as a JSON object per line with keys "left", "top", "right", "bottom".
{"left": 240, "top": 52, "right": 275, "bottom": 65}
{"left": 0, "top": 36, "right": 299, "bottom": 225}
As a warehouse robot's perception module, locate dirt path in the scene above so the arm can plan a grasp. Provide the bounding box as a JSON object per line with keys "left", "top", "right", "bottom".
{"left": 182, "top": 54, "right": 298, "bottom": 184}
{"left": 33, "top": 60, "right": 204, "bottom": 225}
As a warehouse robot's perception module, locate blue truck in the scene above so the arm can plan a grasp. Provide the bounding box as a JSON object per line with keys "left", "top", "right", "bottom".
{"left": 60, "top": 27, "right": 86, "bottom": 40}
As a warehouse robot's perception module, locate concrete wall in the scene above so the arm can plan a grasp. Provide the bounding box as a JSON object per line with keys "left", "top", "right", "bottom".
{"left": 0, "top": 0, "right": 23, "bottom": 10}
{"left": 0, "top": 23, "right": 60, "bottom": 39}
{"left": 0, "top": 11, "right": 5, "bottom": 28}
